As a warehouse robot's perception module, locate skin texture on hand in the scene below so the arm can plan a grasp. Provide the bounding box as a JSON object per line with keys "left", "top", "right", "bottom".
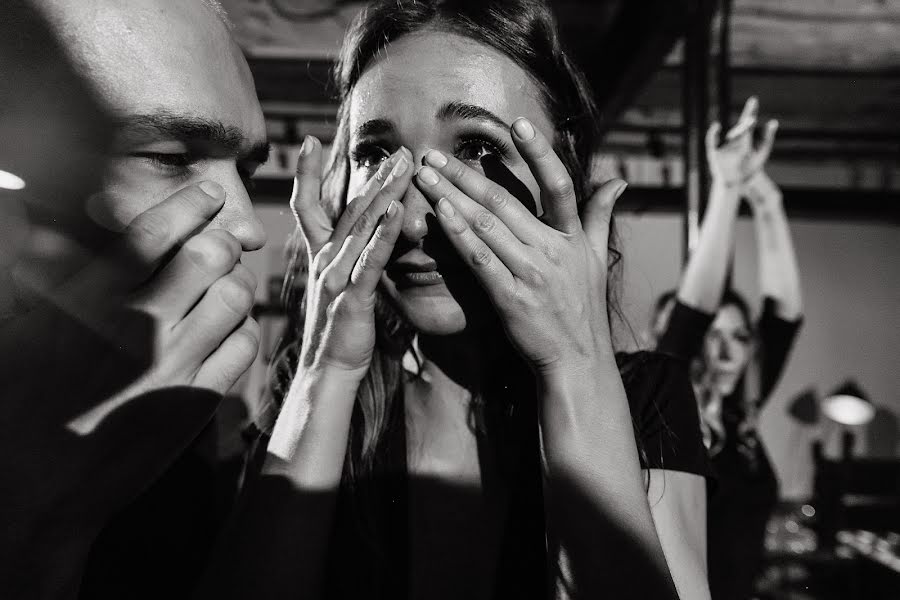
{"left": 416, "top": 118, "right": 626, "bottom": 378}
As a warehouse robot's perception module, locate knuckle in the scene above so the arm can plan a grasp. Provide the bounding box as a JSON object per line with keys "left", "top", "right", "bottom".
{"left": 473, "top": 210, "right": 496, "bottom": 234}
{"left": 356, "top": 246, "right": 377, "bottom": 271}
{"left": 471, "top": 244, "right": 493, "bottom": 267}
{"left": 184, "top": 234, "right": 238, "bottom": 273}
{"left": 129, "top": 211, "right": 171, "bottom": 250}
{"left": 524, "top": 265, "right": 545, "bottom": 286}
{"left": 550, "top": 175, "right": 575, "bottom": 198}
{"left": 216, "top": 276, "right": 255, "bottom": 315}
{"left": 344, "top": 197, "right": 367, "bottom": 220}
{"left": 350, "top": 210, "right": 374, "bottom": 236}
{"left": 485, "top": 188, "right": 509, "bottom": 211}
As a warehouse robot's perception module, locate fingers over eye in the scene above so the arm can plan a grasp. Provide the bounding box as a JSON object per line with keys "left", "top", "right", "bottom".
{"left": 327, "top": 152, "right": 413, "bottom": 289}
{"left": 330, "top": 147, "right": 411, "bottom": 252}
{"left": 420, "top": 149, "right": 539, "bottom": 243}
{"left": 509, "top": 117, "right": 580, "bottom": 234}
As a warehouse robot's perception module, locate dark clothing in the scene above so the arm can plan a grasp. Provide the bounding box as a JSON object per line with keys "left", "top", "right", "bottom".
{"left": 250, "top": 350, "right": 712, "bottom": 600}
{"left": 617, "top": 351, "right": 713, "bottom": 477}
{"left": 78, "top": 351, "right": 710, "bottom": 599}
{"left": 657, "top": 297, "right": 802, "bottom": 600}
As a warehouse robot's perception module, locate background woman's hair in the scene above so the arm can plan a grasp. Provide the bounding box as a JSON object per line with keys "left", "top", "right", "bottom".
{"left": 262, "top": 0, "right": 624, "bottom": 584}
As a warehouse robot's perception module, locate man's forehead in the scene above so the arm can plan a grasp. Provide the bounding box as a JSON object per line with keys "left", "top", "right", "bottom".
{"left": 36, "top": 0, "right": 264, "bottom": 144}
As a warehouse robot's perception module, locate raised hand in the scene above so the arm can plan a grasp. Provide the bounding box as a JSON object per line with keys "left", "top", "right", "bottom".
{"left": 706, "top": 96, "right": 778, "bottom": 186}
{"left": 291, "top": 137, "right": 409, "bottom": 381}
{"left": 0, "top": 181, "right": 261, "bottom": 587}
{"left": 414, "top": 118, "right": 626, "bottom": 380}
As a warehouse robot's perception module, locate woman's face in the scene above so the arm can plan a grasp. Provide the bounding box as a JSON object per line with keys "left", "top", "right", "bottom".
{"left": 703, "top": 303, "right": 753, "bottom": 395}
{"left": 345, "top": 30, "right": 554, "bottom": 335}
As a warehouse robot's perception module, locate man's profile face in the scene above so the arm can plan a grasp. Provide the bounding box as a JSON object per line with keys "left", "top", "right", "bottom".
{"left": 20, "top": 0, "right": 268, "bottom": 292}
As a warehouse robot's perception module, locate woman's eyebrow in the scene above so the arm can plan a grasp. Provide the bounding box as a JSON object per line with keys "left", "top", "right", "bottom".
{"left": 355, "top": 118, "right": 394, "bottom": 139}
{"left": 436, "top": 101, "right": 509, "bottom": 130}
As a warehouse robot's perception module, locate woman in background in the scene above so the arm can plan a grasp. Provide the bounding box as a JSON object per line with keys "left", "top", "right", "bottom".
{"left": 206, "top": 1, "right": 713, "bottom": 599}
{"left": 653, "top": 97, "right": 804, "bottom": 600}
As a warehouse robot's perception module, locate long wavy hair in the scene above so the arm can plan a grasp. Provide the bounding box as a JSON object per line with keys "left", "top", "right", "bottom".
{"left": 261, "top": 0, "right": 623, "bottom": 592}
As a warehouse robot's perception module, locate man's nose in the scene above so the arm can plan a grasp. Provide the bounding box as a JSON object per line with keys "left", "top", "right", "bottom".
{"left": 207, "top": 165, "right": 267, "bottom": 251}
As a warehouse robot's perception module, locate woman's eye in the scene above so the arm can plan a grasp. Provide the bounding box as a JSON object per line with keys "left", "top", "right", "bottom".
{"left": 350, "top": 143, "right": 390, "bottom": 169}
{"left": 455, "top": 138, "right": 503, "bottom": 163}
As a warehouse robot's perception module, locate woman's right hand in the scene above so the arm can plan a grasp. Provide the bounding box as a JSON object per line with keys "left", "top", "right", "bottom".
{"left": 291, "top": 137, "right": 410, "bottom": 381}
{"left": 706, "top": 96, "right": 778, "bottom": 186}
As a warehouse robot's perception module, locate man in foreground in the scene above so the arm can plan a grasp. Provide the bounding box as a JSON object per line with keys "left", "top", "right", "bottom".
{"left": 0, "top": 1, "right": 268, "bottom": 596}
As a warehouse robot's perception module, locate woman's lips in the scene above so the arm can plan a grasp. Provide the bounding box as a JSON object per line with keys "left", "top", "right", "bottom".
{"left": 389, "top": 269, "right": 445, "bottom": 287}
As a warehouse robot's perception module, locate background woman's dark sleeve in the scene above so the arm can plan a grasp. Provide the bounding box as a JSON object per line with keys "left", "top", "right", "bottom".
{"left": 756, "top": 297, "right": 803, "bottom": 404}
{"left": 618, "top": 351, "right": 713, "bottom": 479}
{"left": 655, "top": 300, "right": 714, "bottom": 361}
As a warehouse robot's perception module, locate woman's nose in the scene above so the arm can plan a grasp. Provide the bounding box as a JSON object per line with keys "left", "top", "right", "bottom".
{"left": 399, "top": 180, "right": 434, "bottom": 244}
{"left": 718, "top": 341, "right": 732, "bottom": 361}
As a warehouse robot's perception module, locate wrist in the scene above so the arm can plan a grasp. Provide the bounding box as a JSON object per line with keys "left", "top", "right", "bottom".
{"left": 745, "top": 171, "right": 782, "bottom": 205}
{"left": 537, "top": 353, "right": 622, "bottom": 431}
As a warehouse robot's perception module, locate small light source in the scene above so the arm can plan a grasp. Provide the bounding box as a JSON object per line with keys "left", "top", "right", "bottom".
{"left": 0, "top": 169, "right": 26, "bottom": 190}
{"left": 822, "top": 380, "right": 875, "bottom": 426}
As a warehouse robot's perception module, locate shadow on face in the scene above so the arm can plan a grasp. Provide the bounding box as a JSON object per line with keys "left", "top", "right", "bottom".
{"left": 342, "top": 30, "right": 554, "bottom": 336}
{"left": 19, "top": 0, "right": 269, "bottom": 296}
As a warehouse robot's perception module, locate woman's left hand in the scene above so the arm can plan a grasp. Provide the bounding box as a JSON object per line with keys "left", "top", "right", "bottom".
{"left": 414, "top": 117, "right": 626, "bottom": 380}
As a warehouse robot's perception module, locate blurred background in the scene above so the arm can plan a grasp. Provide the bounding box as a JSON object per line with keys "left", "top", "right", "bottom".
{"left": 206, "top": 1, "right": 899, "bottom": 596}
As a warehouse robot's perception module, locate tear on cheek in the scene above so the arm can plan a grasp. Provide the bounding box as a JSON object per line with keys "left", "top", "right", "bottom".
{"left": 479, "top": 154, "right": 540, "bottom": 217}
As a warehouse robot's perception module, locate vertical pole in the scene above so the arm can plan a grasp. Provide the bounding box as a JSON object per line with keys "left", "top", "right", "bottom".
{"left": 681, "top": 0, "right": 713, "bottom": 260}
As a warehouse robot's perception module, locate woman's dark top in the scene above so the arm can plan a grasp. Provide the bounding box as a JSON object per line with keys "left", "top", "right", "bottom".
{"left": 77, "top": 351, "right": 710, "bottom": 600}
{"left": 657, "top": 297, "right": 803, "bottom": 600}
{"left": 254, "top": 350, "right": 712, "bottom": 600}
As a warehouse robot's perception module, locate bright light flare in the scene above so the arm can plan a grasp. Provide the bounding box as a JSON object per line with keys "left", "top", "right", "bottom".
{"left": 822, "top": 394, "right": 875, "bottom": 426}
{"left": 0, "top": 169, "right": 26, "bottom": 190}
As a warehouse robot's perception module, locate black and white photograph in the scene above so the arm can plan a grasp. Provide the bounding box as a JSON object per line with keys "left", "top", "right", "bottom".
{"left": 1, "top": 1, "right": 898, "bottom": 598}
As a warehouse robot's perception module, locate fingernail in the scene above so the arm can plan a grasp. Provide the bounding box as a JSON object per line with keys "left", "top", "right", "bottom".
{"left": 386, "top": 199, "right": 399, "bottom": 219}
{"left": 424, "top": 149, "right": 447, "bottom": 168}
{"left": 299, "top": 136, "right": 313, "bottom": 156}
{"left": 391, "top": 155, "right": 409, "bottom": 177}
{"left": 615, "top": 181, "right": 628, "bottom": 200}
{"left": 199, "top": 181, "right": 225, "bottom": 201}
{"left": 437, "top": 197, "right": 454, "bottom": 217}
{"left": 418, "top": 166, "right": 439, "bottom": 186}
{"left": 512, "top": 118, "right": 535, "bottom": 141}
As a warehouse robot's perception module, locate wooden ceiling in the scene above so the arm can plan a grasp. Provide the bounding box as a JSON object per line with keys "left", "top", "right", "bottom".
{"left": 223, "top": 0, "right": 900, "bottom": 141}
{"left": 223, "top": 0, "right": 899, "bottom": 218}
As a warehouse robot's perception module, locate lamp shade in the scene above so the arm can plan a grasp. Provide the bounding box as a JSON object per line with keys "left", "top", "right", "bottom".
{"left": 822, "top": 380, "right": 875, "bottom": 426}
